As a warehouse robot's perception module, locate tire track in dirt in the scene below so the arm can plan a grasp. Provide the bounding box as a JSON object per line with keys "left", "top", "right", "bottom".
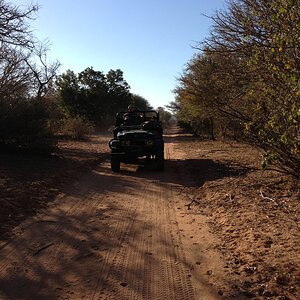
{"left": 93, "top": 172, "right": 194, "bottom": 299}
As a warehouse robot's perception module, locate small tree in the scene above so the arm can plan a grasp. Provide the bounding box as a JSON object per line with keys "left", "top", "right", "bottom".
{"left": 131, "top": 94, "right": 152, "bottom": 110}
{"left": 57, "top": 67, "right": 132, "bottom": 128}
{"left": 25, "top": 41, "right": 61, "bottom": 100}
{"left": 157, "top": 107, "right": 173, "bottom": 129}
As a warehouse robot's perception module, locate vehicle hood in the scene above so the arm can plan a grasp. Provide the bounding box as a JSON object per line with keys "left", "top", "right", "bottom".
{"left": 117, "top": 130, "right": 154, "bottom": 139}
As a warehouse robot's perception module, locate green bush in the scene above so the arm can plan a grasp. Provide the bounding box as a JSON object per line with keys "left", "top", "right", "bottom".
{"left": 61, "top": 116, "right": 94, "bottom": 139}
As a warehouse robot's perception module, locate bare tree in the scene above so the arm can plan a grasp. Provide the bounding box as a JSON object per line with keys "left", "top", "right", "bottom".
{"left": 0, "top": 45, "right": 31, "bottom": 101}
{"left": 0, "top": 1, "right": 60, "bottom": 149}
{"left": 0, "top": 0, "right": 38, "bottom": 48}
{"left": 0, "top": 1, "right": 38, "bottom": 101}
{"left": 25, "top": 41, "right": 61, "bottom": 100}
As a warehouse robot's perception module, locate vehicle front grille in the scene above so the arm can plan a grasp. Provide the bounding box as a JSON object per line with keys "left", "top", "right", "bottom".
{"left": 129, "top": 139, "right": 145, "bottom": 146}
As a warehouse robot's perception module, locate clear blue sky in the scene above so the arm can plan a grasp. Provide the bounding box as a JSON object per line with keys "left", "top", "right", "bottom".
{"left": 14, "top": 0, "right": 226, "bottom": 109}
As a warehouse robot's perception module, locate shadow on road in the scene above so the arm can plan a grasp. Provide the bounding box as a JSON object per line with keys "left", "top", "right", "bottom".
{"left": 117, "top": 157, "right": 252, "bottom": 188}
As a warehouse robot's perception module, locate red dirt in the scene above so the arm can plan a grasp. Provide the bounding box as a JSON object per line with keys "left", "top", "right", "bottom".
{"left": 0, "top": 129, "right": 299, "bottom": 299}
{"left": 174, "top": 136, "right": 299, "bottom": 299}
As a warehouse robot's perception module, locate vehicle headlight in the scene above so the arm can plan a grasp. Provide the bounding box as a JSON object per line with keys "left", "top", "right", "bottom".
{"left": 109, "top": 139, "right": 120, "bottom": 149}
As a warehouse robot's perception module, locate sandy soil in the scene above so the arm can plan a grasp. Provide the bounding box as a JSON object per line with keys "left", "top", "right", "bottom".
{"left": 0, "top": 128, "right": 299, "bottom": 299}
{"left": 173, "top": 133, "right": 300, "bottom": 300}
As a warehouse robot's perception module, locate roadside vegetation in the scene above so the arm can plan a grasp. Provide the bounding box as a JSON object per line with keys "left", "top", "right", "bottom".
{"left": 172, "top": 0, "right": 300, "bottom": 178}
{"left": 0, "top": 1, "right": 172, "bottom": 152}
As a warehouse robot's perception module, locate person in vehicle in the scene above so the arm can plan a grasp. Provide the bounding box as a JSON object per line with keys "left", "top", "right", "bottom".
{"left": 123, "top": 105, "right": 142, "bottom": 125}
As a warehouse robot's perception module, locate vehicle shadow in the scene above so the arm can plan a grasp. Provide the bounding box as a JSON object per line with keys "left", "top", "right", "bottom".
{"left": 118, "top": 157, "right": 252, "bottom": 188}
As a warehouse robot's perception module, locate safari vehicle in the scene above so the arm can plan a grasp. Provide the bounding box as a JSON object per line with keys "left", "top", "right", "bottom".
{"left": 109, "top": 110, "right": 164, "bottom": 172}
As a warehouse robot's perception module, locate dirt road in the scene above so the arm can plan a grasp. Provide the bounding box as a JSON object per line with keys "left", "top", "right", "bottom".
{"left": 0, "top": 130, "right": 226, "bottom": 299}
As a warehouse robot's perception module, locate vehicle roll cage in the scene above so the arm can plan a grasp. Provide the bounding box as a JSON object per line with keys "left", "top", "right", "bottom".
{"left": 115, "top": 110, "right": 159, "bottom": 127}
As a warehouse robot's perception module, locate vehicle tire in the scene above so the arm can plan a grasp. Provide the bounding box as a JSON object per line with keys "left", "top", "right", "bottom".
{"left": 156, "top": 152, "right": 164, "bottom": 171}
{"left": 111, "top": 155, "right": 120, "bottom": 172}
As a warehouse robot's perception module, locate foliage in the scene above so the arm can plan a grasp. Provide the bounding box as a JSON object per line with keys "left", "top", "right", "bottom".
{"left": 56, "top": 67, "right": 131, "bottom": 128}
{"left": 130, "top": 94, "right": 152, "bottom": 110}
{"left": 61, "top": 116, "right": 94, "bottom": 139}
{"left": 0, "top": 98, "right": 55, "bottom": 152}
{"left": 156, "top": 107, "right": 174, "bottom": 129}
{"left": 174, "top": 51, "right": 248, "bottom": 139}
{"left": 0, "top": 1, "right": 59, "bottom": 152}
{"left": 174, "top": 0, "right": 300, "bottom": 177}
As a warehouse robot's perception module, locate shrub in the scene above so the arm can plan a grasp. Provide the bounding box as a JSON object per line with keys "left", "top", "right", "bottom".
{"left": 61, "top": 116, "right": 94, "bottom": 139}
{"left": 0, "top": 98, "right": 56, "bottom": 153}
